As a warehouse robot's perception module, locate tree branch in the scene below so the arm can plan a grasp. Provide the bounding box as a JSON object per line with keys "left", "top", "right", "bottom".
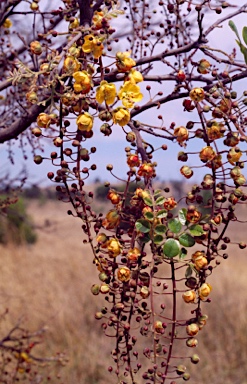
{"left": 0, "top": 103, "right": 48, "bottom": 143}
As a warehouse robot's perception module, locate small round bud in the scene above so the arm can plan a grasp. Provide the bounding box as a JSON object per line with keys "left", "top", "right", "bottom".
{"left": 106, "top": 164, "right": 113, "bottom": 171}
{"left": 34, "top": 155, "right": 43, "bottom": 164}
{"left": 191, "top": 354, "right": 200, "bottom": 364}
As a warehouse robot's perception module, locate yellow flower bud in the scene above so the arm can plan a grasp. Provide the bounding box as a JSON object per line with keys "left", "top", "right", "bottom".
{"left": 199, "top": 146, "right": 216, "bottom": 163}
{"left": 30, "top": 2, "right": 39, "bottom": 11}
{"left": 227, "top": 147, "right": 242, "bottom": 165}
{"left": 140, "top": 286, "right": 150, "bottom": 299}
{"left": 69, "top": 18, "right": 79, "bottom": 29}
{"left": 26, "top": 91, "right": 38, "bottom": 104}
{"left": 127, "top": 154, "right": 140, "bottom": 167}
{"left": 103, "top": 209, "right": 120, "bottom": 229}
{"left": 3, "top": 19, "right": 12, "bottom": 28}
{"left": 182, "top": 290, "right": 196, "bottom": 303}
{"left": 174, "top": 126, "right": 189, "bottom": 143}
{"left": 76, "top": 112, "right": 94, "bottom": 132}
{"left": 198, "top": 283, "right": 212, "bottom": 300}
{"left": 127, "top": 247, "right": 141, "bottom": 262}
{"left": 96, "top": 233, "right": 108, "bottom": 248}
{"left": 197, "top": 59, "right": 210, "bottom": 74}
{"left": 193, "top": 255, "right": 208, "bottom": 270}
{"left": 37, "top": 113, "right": 51, "bottom": 128}
{"left": 186, "top": 323, "right": 199, "bottom": 336}
{"left": 163, "top": 197, "right": 177, "bottom": 211}
{"left": 107, "top": 238, "right": 122, "bottom": 257}
{"left": 186, "top": 208, "right": 201, "bottom": 224}
{"left": 117, "top": 267, "right": 131, "bottom": 282}
{"left": 154, "top": 320, "right": 164, "bottom": 333}
{"left": 30, "top": 41, "right": 42, "bottom": 55}
{"left": 107, "top": 190, "right": 121, "bottom": 204}
{"left": 180, "top": 166, "right": 193, "bottom": 179}
{"left": 189, "top": 87, "right": 205, "bottom": 102}
{"left": 63, "top": 56, "right": 81, "bottom": 74}
{"left": 207, "top": 123, "right": 223, "bottom": 141}
{"left": 137, "top": 163, "right": 154, "bottom": 178}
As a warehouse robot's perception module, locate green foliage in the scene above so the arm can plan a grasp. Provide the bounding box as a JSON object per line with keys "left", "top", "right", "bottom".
{"left": 229, "top": 20, "right": 247, "bottom": 64}
{"left": 0, "top": 197, "right": 37, "bottom": 245}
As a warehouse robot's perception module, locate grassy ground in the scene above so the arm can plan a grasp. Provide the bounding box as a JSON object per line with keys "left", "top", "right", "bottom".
{"left": 0, "top": 198, "right": 246, "bottom": 383}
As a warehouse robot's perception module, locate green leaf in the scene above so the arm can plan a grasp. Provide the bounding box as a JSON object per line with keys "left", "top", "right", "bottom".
{"left": 155, "top": 196, "right": 166, "bottom": 205}
{"left": 163, "top": 239, "right": 180, "bottom": 258}
{"left": 189, "top": 224, "right": 205, "bottom": 237}
{"left": 179, "top": 247, "right": 187, "bottom": 260}
{"left": 154, "top": 224, "right": 167, "bottom": 235}
{"left": 185, "top": 265, "right": 193, "bottom": 278}
{"left": 135, "top": 219, "right": 151, "bottom": 233}
{"left": 178, "top": 208, "right": 187, "bottom": 225}
{"left": 168, "top": 218, "right": 182, "bottom": 234}
{"left": 140, "top": 234, "right": 151, "bottom": 243}
{"left": 154, "top": 189, "right": 162, "bottom": 197}
{"left": 143, "top": 196, "right": 153, "bottom": 207}
{"left": 242, "top": 26, "right": 247, "bottom": 46}
{"left": 144, "top": 211, "right": 154, "bottom": 221}
{"left": 179, "top": 233, "right": 195, "bottom": 247}
{"left": 156, "top": 209, "right": 167, "bottom": 219}
{"left": 236, "top": 40, "right": 247, "bottom": 64}
{"left": 153, "top": 234, "right": 164, "bottom": 244}
{"left": 229, "top": 20, "right": 241, "bottom": 41}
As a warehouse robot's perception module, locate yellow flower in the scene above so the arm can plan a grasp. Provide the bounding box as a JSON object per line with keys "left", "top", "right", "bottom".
{"left": 30, "top": 41, "right": 42, "bottom": 55}
{"left": 189, "top": 87, "right": 205, "bottom": 102}
{"left": 118, "top": 81, "right": 143, "bottom": 108}
{"left": 107, "top": 190, "right": 120, "bottom": 204}
{"left": 92, "top": 11, "right": 105, "bottom": 29}
{"left": 227, "top": 147, "right": 242, "bottom": 165}
{"left": 198, "top": 283, "right": 212, "bottom": 300}
{"left": 174, "top": 126, "right": 189, "bottom": 143}
{"left": 163, "top": 197, "right": 177, "bottom": 211}
{"left": 137, "top": 163, "right": 154, "bottom": 178}
{"left": 3, "top": 18, "right": 12, "bottom": 28}
{"left": 197, "top": 59, "right": 210, "bottom": 74}
{"left": 125, "top": 69, "right": 143, "bottom": 83}
{"left": 68, "top": 45, "right": 81, "bottom": 58}
{"left": 76, "top": 112, "right": 94, "bottom": 132}
{"left": 192, "top": 251, "right": 208, "bottom": 271}
{"left": 96, "top": 233, "right": 108, "bottom": 248}
{"left": 182, "top": 290, "right": 196, "bottom": 303}
{"left": 69, "top": 17, "right": 79, "bottom": 29}
{"left": 207, "top": 123, "right": 223, "bottom": 141}
{"left": 103, "top": 209, "right": 120, "bottom": 229}
{"left": 199, "top": 146, "right": 216, "bottom": 163}
{"left": 73, "top": 71, "right": 91, "bottom": 94}
{"left": 116, "top": 51, "right": 136, "bottom": 72}
{"left": 112, "top": 107, "right": 130, "bottom": 126}
{"left": 186, "top": 323, "right": 199, "bottom": 336}
{"left": 82, "top": 34, "right": 104, "bottom": 59}
{"left": 127, "top": 247, "right": 141, "bottom": 262}
{"left": 63, "top": 56, "right": 81, "bottom": 74}
{"left": 96, "top": 81, "right": 116, "bottom": 105}
{"left": 117, "top": 267, "right": 131, "bottom": 282}
{"left": 127, "top": 154, "right": 140, "bottom": 167}
{"left": 37, "top": 113, "right": 51, "bottom": 128}
{"left": 107, "top": 238, "right": 122, "bottom": 257}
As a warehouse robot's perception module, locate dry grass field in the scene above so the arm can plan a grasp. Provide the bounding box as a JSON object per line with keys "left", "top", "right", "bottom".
{"left": 0, "top": 197, "right": 247, "bottom": 383}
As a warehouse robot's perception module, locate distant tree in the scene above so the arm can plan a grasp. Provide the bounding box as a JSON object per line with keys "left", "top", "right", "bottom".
{"left": 1, "top": 0, "right": 247, "bottom": 382}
